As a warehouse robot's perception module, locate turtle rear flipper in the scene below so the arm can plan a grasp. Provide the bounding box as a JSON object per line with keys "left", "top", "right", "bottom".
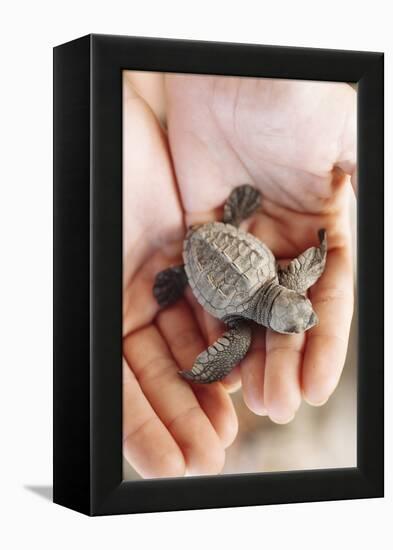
{"left": 153, "top": 265, "right": 187, "bottom": 308}
{"left": 223, "top": 184, "right": 261, "bottom": 227}
{"left": 278, "top": 229, "right": 327, "bottom": 294}
{"left": 179, "top": 320, "right": 252, "bottom": 383}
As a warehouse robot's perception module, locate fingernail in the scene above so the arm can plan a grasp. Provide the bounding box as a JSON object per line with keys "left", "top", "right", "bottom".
{"left": 303, "top": 385, "right": 333, "bottom": 407}
{"left": 253, "top": 405, "right": 268, "bottom": 416}
{"left": 269, "top": 412, "right": 295, "bottom": 425}
{"left": 304, "top": 392, "right": 330, "bottom": 407}
{"left": 244, "top": 393, "right": 268, "bottom": 416}
{"left": 222, "top": 380, "right": 242, "bottom": 394}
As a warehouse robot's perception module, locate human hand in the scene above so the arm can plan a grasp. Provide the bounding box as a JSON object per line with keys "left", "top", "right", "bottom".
{"left": 122, "top": 75, "right": 238, "bottom": 478}
{"left": 165, "top": 75, "right": 356, "bottom": 423}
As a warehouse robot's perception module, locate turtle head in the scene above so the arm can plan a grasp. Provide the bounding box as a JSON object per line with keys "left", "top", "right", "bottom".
{"left": 269, "top": 289, "right": 318, "bottom": 334}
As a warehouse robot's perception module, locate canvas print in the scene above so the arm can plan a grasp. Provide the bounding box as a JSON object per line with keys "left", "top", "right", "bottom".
{"left": 122, "top": 71, "right": 357, "bottom": 480}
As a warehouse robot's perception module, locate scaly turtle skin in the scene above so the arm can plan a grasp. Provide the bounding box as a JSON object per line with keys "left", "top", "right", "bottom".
{"left": 153, "top": 185, "right": 327, "bottom": 383}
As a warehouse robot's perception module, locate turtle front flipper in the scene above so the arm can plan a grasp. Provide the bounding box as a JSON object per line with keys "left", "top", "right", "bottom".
{"left": 153, "top": 265, "right": 187, "bottom": 308}
{"left": 278, "top": 229, "right": 327, "bottom": 294}
{"left": 179, "top": 320, "right": 252, "bottom": 384}
{"left": 223, "top": 184, "right": 261, "bottom": 227}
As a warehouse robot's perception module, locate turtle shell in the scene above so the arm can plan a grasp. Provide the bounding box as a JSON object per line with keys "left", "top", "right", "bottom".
{"left": 183, "top": 222, "right": 277, "bottom": 320}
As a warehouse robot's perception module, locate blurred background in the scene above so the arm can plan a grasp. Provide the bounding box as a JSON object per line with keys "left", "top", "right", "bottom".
{"left": 123, "top": 71, "right": 357, "bottom": 480}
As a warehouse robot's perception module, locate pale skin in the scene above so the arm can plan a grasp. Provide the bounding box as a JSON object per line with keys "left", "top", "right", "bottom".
{"left": 123, "top": 72, "right": 356, "bottom": 478}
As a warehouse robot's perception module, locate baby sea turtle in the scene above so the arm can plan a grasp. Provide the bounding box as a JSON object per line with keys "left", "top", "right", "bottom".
{"left": 153, "top": 185, "right": 327, "bottom": 384}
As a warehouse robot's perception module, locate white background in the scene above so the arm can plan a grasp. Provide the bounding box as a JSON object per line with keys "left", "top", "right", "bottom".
{"left": 0, "top": 1, "right": 390, "bottom": 548}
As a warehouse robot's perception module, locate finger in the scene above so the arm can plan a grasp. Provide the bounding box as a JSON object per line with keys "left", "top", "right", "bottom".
{"left": 221, "top": 365, "right": 242, "bottom": 393}
{"left": 350, "top": 169, "right": 357, "bottom": 194}
{"left": 123, "top": 251, "right": 181, "bottom": 337}
{"left": 302, "top": 247, "right": 354, "bottom": 406}
{"left": 156, "top": 299, "right": 238, "bottom": 448}
{"left": 122, "top": 359, "right": 185, "bottom": 478}
{"left": 123, "top": 325, "right": 225, "bottom": 475}
{"left": 264, "top": 331, "right": 305, "bottom": 424}
{"left": 240, "top": 325, "right": 268, "bottom": 415}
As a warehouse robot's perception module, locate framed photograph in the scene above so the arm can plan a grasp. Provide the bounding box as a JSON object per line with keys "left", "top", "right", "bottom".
{"left": 53, "top": 34, "right": 383, "bottom": 516}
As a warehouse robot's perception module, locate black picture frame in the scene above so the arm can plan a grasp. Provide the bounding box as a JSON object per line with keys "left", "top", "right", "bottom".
{"left": 53, "top": 34, "right": 384, "bottom": 516}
